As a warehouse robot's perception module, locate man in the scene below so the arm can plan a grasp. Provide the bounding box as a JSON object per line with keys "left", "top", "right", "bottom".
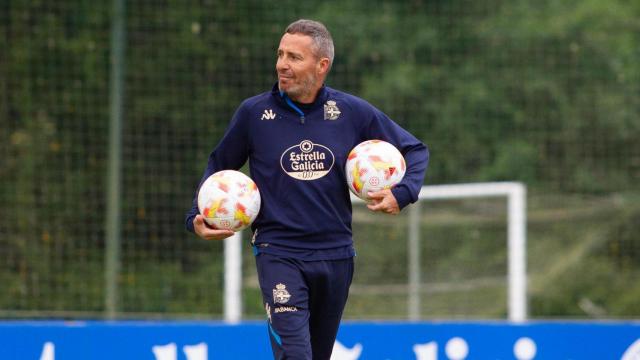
{"left": 186, "top": 19, "right": 428, "bottom": 359}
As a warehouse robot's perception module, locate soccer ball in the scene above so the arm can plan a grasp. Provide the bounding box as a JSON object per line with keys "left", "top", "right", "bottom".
{"left": 197, "top": 170, "right": 261, "bottom": 231}
{"left": 345, "top": 140, "right": 406, "bottom": 200}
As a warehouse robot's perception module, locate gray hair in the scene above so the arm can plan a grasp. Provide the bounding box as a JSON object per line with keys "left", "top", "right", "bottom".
{"left": 285, "top": 19, "right": 334, "bottom": 69}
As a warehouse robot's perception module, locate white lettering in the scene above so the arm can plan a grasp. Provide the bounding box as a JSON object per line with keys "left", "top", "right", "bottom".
{"left": 183, "top": 343, "right": 208, "bottom": 360}
{"left": 153, "top": 343, "right": 209, "bottom": 360}
{"left": 280, "top": 142, "right": 335, "bottom": 181}
{"left": 152, "top": 343, "right": 177, "bottom": 360}
{"left": 291, "top": 161, "right": 325, "bottom": 171}
{"left": 274, "top": 306, "right": 298, "bottom": 313}
{"left": 289, "top": 151, "right": 326, "bottom": 162}
{"left": 40, "top": 342, "right": 55, "bottom": 360}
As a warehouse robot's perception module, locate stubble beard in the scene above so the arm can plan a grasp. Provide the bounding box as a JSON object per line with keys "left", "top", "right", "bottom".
{"left": 280, "top": 73, "right": 317, "bottom": 103}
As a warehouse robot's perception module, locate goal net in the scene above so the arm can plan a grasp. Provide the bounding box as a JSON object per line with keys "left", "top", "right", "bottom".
{"left": 227, "top": 182, "right": 526, "bottom": 322}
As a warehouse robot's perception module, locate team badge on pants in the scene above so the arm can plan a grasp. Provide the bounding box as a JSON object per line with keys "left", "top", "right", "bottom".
{"left": 273, "top": 283, "right": 291, "bottom": 304}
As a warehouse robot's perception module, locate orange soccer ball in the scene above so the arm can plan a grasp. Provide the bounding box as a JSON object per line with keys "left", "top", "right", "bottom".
{"left": 345, "top": 140, "right": 406, "bottom": 200}
{"left": 197, "top": 170, "right": 261, "bottom": 231}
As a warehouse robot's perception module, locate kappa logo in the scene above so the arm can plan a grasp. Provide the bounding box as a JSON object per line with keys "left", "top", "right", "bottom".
{"left": 265, "top": 303, "right": 272, "bottom": 323}
{"left": 261, "top": 109, "right": 276, "bottom": 120}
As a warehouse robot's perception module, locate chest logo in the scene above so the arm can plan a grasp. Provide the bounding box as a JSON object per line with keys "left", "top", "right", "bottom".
{"left": 324, "top": 100, "right": 341, "bottom": 120}
{"left": 280, "top": 140, "right": 335, "bottom": 180}
{"left": 261, "top": 109, "right": 276, "bottom": 120}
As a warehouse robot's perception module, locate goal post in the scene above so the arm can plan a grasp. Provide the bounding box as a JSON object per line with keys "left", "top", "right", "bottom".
{"left": 224, "top": 182, "right": 527, "bottom": 323}
{"left": 411, "top": 182, "right": 528, "bottom": 322}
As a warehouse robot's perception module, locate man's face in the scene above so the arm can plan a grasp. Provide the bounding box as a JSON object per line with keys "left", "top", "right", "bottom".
{"left": 276, "top": 33, "right": 325, "bottom": 103}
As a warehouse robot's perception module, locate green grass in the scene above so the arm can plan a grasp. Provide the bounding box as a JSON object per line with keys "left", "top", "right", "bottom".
{"left": 343, "top": 192, "right": 639, "bottom": 320}
{"left": 1, "top": 192, "right": 639, "bottom": 320}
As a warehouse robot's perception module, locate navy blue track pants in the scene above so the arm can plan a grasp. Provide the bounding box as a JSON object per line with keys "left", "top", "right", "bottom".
{"left": 255, "top": 252, "right": 354, "bottom": 360}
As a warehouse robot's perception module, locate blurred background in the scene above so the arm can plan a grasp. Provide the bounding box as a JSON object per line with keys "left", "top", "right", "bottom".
{"left": 1, "top": 0, "right": 639, "bottom": 321}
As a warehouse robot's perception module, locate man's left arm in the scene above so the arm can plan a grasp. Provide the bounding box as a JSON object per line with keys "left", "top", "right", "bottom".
{"left": 365, "top": 107, "right": 429, "bottom": 213}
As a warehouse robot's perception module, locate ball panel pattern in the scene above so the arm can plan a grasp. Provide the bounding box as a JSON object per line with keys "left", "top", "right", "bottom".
{"left": 197, "top": 170, "right": 261, "bottom": 231}
{"left": 345, "top": 140, "right": 406, "bottom": 200}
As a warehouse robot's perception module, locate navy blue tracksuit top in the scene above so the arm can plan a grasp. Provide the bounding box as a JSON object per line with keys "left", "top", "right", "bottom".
{"left": 185, "top": 84, "right": 429, "bottom": 260}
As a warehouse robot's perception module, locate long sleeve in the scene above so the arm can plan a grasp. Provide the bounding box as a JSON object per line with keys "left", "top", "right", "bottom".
{"left": 184, "top": 104, "right": 251, "bottom": 233}
{"left": 365, "top": 107, "right": 429, "bottom": 210}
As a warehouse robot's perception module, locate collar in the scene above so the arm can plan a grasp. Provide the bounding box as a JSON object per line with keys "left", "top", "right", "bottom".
{"left": 271, "top": 83, "right": 330, "bottom": 112}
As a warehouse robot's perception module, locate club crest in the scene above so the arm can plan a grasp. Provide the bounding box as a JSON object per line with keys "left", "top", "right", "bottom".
{"left": 324, "top": 100, "right": 341, "bottom": 120}
{"left": 273, "top": 283, "right": 291, "bottom": 304}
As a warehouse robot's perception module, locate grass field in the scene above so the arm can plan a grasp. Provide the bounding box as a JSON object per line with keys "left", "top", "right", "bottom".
{"left": 1, "top": 192, "right": 637, "bottom": 320}
{"left": 242, "top": 191, "right": 640, "bottom": 320}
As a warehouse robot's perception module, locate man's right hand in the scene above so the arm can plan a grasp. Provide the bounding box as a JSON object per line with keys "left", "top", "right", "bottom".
{"left": 193, "top": 214, "right": 235, "bottom": 241}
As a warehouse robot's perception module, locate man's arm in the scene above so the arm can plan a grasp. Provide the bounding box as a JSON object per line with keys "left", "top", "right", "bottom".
{"left": 364, "top": 106, "right": 429, "bottom": 213}
{"left": 185, "top": 104, "right": 251, "bottom": 236}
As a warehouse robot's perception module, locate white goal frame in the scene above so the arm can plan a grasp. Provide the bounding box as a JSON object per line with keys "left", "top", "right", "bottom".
{"left": 224, "top": 182, "right": 527, "bottom": 323}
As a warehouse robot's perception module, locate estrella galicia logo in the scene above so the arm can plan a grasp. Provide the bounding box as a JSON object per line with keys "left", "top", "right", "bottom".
{"left": 280, "top": 140, "right": 335, "bottom": 180}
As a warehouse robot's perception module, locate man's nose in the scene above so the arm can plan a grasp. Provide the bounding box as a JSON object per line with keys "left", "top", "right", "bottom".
{"left": 276, "top": 58, "right": 289, "bottom": 72}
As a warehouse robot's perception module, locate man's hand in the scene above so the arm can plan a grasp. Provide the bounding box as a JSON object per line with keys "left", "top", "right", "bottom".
{"left": 193, "top": 214, "right": 235, "bottom": 240}
{"left": 367, "top": 189, "right": 400, "bottom": 215}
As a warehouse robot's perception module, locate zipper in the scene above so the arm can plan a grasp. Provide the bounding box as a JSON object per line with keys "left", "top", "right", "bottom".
{"left": 282, "top": 92, "right": 306, "bottom": 124}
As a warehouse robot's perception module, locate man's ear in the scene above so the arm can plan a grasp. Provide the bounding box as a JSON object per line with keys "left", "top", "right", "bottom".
{"left": 317, "top": 58, "right": 330, "bottom": 76}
